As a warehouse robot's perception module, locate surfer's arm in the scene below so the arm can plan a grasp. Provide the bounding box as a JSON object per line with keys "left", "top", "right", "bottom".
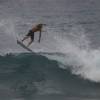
{"left": 38, "top": 30, "right": 42, "bottom": 43}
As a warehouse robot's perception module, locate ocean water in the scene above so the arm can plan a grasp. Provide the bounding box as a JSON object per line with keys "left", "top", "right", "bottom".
{"left": 0, "top": 0, "right": 100, "bottom": 100}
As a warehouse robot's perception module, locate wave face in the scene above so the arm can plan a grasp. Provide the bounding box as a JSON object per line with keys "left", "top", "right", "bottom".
{"left": 0, "top": 53, "right": 100, "bottom": 100}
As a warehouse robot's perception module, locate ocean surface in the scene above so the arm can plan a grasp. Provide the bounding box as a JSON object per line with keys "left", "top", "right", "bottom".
{"left": 0, "top": 0, "right": 100, "bottom": 100}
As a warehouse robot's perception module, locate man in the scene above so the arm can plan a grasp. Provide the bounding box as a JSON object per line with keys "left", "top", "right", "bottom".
{"left": 22, "top": 23, "right": 46, "bottom": 47}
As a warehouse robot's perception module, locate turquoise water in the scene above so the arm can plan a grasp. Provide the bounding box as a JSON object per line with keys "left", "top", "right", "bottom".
{"left": 0, "top": 53, "right": 100, "bottom": 100}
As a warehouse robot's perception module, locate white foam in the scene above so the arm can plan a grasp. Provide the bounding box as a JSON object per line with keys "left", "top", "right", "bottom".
{"left": 43, "top": 26, "right": 100, "bottom": 82}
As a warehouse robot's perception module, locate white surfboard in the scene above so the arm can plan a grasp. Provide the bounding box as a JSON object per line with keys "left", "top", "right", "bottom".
{"left": 17, "top": 39, "right": 34, "bottom": 53}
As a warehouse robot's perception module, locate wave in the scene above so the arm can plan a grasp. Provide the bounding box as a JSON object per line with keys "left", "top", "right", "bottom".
{"left": 0, "top": 17, "right": 100, "bottom": 83}
{"left": 40, "top": 49, "right": 100, "bottom": 82}
{"left": 0, "top": 52, "right": 100, "bottom": 98}
{"left": 0, "top": 52, "right": 100, "bottom": 83}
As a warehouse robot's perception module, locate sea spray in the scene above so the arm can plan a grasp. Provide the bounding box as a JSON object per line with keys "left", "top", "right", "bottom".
{"left": 43, "top": 26, "right": 100, "bottom": 82}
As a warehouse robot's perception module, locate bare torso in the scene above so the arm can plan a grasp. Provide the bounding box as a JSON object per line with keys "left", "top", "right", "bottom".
{"left": 22, "top": 23, "right": 45, "bottom": 46}
{"left": 31, "top": 25, "right": 42, "bottom": 32}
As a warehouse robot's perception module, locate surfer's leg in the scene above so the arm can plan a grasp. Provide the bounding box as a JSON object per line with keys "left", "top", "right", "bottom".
{"left": 31, "top": 32, "right": 34, "bottom": 42}
{"left": 22, "top": 30, "right": 32, "bottom": 42}
{"left": 22, "top": 36, "right": 29, "bottom": 42}
{"left": 27, "top": 39, "right": 33, "bottom": 47}
{"left": 27, "top": 33, "right": 34, "bottom": 47}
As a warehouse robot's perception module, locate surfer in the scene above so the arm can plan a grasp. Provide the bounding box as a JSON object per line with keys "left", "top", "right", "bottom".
{"left": 22, "top": 23, "right": 46, "bottom": 47}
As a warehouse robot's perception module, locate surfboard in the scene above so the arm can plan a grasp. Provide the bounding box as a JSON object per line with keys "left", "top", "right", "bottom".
{"left": 17, "top": 39, "right": 34, "bottom": 53}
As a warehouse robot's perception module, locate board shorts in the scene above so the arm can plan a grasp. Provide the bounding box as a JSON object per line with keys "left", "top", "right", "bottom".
{"left": 26, "top": 30, "right": 34, "bottom": 41}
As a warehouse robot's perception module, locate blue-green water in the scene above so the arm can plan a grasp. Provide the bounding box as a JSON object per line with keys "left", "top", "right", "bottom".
{"left": 0, "top": 53, "right": 100, "bottom": 100}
